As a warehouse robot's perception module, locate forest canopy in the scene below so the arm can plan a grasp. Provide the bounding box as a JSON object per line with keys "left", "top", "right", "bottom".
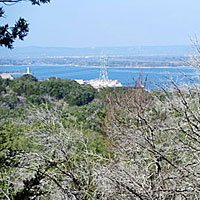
{"left": 1, "top": 73, "right": 200, "bottom": 199}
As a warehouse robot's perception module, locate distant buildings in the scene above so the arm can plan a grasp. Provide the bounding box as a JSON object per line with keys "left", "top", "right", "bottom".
{"left": 0, "top": 67, "right": 32, "bottom": 80}
{"left": 0, "top": 73, "right": 14, "bottom": 80}
{"left": 75, "top": 79, "right": 122, "bottom": 89}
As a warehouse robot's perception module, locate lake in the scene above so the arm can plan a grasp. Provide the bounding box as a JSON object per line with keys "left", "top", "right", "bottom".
{"left": 0, "top": 65, "right": 200, "bottom": 89}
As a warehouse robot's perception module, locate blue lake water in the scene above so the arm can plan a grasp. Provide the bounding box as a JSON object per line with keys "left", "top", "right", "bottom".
{"left": 0, "top": 65, "right": 200, "bottom": 89}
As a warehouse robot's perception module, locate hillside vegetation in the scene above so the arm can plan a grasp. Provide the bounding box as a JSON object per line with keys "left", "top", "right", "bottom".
{"left": 1, "top": 74, "right": 200, "bottom": 199}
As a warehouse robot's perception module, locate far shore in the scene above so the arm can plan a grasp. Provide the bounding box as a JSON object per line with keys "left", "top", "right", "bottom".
{"left": 0, "top": 64, "right": 190, "bottom": 69}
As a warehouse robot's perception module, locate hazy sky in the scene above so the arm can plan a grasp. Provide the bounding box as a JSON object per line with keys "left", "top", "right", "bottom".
{"left": 2, "top": 0, "right": 200, "bottom": 47}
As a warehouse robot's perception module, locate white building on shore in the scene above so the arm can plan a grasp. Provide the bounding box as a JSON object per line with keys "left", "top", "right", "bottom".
{"left": 75, "top": 79, "right": 122, "bottom": 89}
{"left": 0, "top": 67, "right": 32, "bottom": 80}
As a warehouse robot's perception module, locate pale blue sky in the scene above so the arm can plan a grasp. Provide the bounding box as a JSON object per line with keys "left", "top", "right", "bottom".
{"left": 2, "top": 0, "right": 200, "bottom": 47}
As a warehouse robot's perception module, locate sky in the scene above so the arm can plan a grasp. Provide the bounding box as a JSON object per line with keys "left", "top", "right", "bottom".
{"left": 2, "top": 0, "right": 200, "bottom": 47}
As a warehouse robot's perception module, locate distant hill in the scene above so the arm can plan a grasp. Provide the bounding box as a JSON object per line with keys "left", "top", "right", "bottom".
{"left": 0, "top": 45, "right": 195, "bottom": 58}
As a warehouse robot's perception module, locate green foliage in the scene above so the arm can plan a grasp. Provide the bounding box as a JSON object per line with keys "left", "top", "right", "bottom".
{"left": 0, "top": 122, "right": 29, "bottom": 152}
{"left": 0, "top": 77, "right": 10, "bottom": 93}
{"left": 66, "top": 101, "right": 105, "bottom": 132}
{"left": 0, "top": 94, "right": 22, "bottom": 109}
{"left": 26, "top": 94, "right": 48, "bottom": 105}
{"left": 18, "top": 74, "right": 38, "bottom": 82}
{"left": 0, "top": 122, "right": 31, "bottom": 199}
{"left": 7, "top": 75, "right": 97, "bottom": 106}
{"left": 84, "top": 130, "right": 109, "bottom": 157}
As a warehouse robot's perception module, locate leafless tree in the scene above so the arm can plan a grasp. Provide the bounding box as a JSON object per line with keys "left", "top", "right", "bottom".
{"left": 2, "top": 74, "right": 200, "bottom": 199}
{"left": 99, "top": 79, "right": 200, "bottom": 199}
{"left": 2, "top": 105, "right": 104, "bottom": 200}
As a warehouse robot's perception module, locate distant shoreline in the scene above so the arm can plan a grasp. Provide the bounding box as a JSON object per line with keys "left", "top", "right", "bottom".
{"left": 0, "top": 64, "right": 190, "bottom": 69}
